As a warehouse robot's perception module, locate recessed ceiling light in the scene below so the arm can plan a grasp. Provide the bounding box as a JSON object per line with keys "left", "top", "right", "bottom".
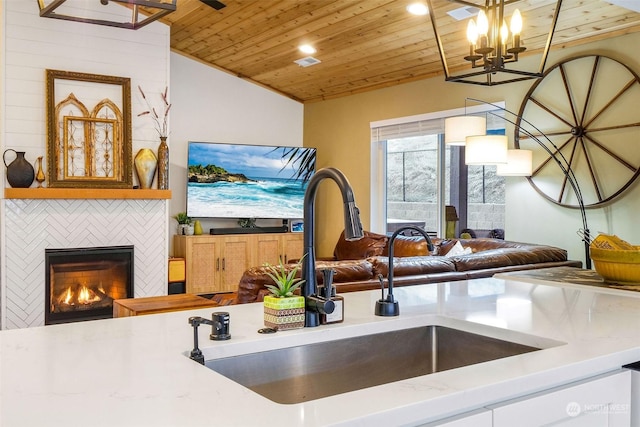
{"left": 298, "top": 44, "right": 317, "bottom": 55}
{"left": 406, "top": 3, "right": 428, "bottom": 16}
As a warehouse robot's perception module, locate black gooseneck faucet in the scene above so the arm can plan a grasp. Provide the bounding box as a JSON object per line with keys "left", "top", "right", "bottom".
{"left": 302, "top": 167, "right": 364, "bottom": 327}
{"left": 376, "top": 225, "right": 434, "bottom": 317}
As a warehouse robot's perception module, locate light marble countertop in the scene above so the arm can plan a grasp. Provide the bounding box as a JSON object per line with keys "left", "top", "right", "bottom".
{"left": 2, "top": 276, "right": 640, "bottom": 426}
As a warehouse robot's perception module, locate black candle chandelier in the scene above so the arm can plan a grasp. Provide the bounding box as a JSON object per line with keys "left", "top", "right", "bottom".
{"left": 38, "top": 0, "right": 177, "bottom": 30}
{"left": 426, "top": 0, "right": 563, "bottom": 85}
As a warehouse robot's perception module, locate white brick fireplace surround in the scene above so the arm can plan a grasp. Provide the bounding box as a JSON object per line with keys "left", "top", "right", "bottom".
{"left": 1, "top": 197, "right": 169, "bottom": 329}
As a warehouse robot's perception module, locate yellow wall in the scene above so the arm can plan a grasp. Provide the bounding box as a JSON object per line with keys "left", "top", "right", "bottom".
{"left": 304, "top": 31, "right": 640, "bottom": 259}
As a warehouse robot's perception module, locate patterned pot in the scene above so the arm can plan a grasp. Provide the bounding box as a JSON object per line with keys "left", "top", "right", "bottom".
{"left": 263, "top": 295, "right": 305, "bottom": 330}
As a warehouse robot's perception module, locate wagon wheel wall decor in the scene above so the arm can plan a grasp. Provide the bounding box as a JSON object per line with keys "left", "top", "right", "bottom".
{"left": 515, "top": 55, "right": 640, "bottom": 208}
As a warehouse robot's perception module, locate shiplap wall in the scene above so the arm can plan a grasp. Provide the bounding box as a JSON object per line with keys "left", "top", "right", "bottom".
{"left": 3, "top": 0, "right": 171, "bottom": 158}
{"left": 1, "top": 1, "right": 172, "bottom": 328}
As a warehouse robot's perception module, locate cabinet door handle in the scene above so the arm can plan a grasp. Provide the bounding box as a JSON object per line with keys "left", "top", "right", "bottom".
{"left": 216, "top": 258, "right": 220, "bottom": 271}
{"left": 284, "top": 254, "right": 288, "bottom": 263}
{"left": 222, "top": 258, "right": 226, "bottom": 271}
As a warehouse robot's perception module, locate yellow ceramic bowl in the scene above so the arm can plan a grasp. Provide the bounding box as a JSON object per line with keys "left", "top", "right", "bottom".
{"left": 590, "top": 246, "right": 640, "bottom": 284}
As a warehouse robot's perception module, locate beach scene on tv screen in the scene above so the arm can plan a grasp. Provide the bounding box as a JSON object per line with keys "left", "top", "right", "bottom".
{"left": 187, "top": 142, "right": 316, "bottom": 219}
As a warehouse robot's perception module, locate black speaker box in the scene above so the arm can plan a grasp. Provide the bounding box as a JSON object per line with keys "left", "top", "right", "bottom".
{"left": 209, "top": 226, "right": 288, "bottom": 235}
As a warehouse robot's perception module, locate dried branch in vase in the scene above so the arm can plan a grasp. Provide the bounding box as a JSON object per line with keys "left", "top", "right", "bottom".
{"left": 138, "top": 85, "right": 171, "bottom": 138}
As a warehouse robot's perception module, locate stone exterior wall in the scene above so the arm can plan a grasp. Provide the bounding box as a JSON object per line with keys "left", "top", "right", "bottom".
{"left": 387, "top": 202, "right": 505, "bottom": 235}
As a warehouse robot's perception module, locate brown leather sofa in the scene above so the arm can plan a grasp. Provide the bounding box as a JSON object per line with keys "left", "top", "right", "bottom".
{"left": 232, "top": 231, "right": 582, "bottom": 305}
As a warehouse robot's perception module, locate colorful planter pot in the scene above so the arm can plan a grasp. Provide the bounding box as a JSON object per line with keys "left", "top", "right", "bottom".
{"left": 263, "top": 295, "right": 305, "bottom": 330}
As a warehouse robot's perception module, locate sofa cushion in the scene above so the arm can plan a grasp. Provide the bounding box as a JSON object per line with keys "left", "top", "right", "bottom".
{"left": 334, "top": 230, "right": 438, "bottom": 259}
{"left": 437, "top": 238, "right": 547, "bottom": 255}
{"left": 382, "top": 235, "right": 434, "bottom": 257}
{"left": 449, "top": 249, "right": 514, "bottom": 272}
{"left": 450, "top": 245, "right": 568, "bottom": 272}
{"left": 315, "top": 259, "right": 375, "bottom": 283}
{"left": 334, "top": 230, "right": 387, "bottom": 260}
{"left": 236, "top": 266, "right": 280, "bottom": 304}
{"left": 370, "top": 256, "right": 456, "bottom": 277}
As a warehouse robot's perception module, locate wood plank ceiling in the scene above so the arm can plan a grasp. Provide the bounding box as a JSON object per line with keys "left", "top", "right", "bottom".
{"left": 164, "top": 0, "right": 640, "bottom": 103}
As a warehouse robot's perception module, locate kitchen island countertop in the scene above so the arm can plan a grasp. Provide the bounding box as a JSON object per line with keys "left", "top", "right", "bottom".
{"left": 1, "top": 275, "right": 640, "bottom": 426}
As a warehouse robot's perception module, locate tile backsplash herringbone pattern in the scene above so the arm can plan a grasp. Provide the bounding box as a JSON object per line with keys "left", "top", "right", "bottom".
{"left": 3, "top": 198, "right": 168, "bottom": 329}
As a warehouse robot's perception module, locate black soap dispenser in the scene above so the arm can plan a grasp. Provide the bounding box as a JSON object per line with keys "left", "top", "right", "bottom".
{"left": 320, "top": 269, "right": 344, "bottom": 324}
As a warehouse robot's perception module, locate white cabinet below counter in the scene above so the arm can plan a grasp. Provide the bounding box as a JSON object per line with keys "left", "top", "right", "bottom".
{"left": 422, "top": 369, "right": 631, "bottom": 427}
{"left": 419, "top": 409, "right": 492, "bottom": 426}
{"left": 490, "top": 369, "right": 631, "bottom": 427}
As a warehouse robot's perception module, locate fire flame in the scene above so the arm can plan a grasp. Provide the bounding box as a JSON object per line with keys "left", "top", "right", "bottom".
{"left": 63, "top": 287, "right": 72, "bottom": 304}
{"left": 59, "top": 284, "right": 102, "bottom": 306}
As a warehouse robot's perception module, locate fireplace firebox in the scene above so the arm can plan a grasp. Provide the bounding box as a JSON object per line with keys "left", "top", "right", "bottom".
{"left": 45, "top": 246, "right": 134, "bottom": 325}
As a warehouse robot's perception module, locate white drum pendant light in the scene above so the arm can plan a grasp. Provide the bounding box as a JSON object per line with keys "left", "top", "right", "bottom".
{"left": 465, "top": 135, "right": 508, "bottom": 165}
{"left": 497, "top": 149, "right": 533, "bottom": 176}
{"left": 444, "top": 116, "right": 486, "bottom": 146}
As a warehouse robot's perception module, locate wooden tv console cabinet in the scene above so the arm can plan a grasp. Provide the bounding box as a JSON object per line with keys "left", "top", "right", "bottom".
{"left": 173, "top": 233, "right": 304, "bottom": 295}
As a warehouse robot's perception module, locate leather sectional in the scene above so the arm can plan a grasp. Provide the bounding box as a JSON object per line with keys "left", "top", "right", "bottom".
{"left": 229, "top": 231, "right": 582, "bottom": 305}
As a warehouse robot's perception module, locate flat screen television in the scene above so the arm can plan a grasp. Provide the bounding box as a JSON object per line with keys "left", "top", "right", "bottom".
{"left": 186, "top": 142, "right": 316, "bottom": 219}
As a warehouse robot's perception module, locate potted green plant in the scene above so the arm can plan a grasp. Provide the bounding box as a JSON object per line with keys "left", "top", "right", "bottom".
{"left": 263, "top": 257, "right": 305, "bottom": 330}
{"left": 173, "top": 212, "right": 193, "bottom": 235}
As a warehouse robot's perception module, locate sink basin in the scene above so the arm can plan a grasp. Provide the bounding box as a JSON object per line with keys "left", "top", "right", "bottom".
{"left": 205, "top": 325, "right": 540, "bottom": 404}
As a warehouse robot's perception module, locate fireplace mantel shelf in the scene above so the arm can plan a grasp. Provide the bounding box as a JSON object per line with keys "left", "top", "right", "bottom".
{"left": 4, "top": 188, "right": 172, "bottom": 200}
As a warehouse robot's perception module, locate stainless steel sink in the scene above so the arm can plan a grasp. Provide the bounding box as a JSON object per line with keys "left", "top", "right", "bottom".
{"left": 205, "top": 325, "right": 540, "bottom": 404}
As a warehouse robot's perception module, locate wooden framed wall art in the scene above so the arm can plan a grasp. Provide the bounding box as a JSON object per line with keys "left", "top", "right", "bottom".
{"left": 46, "top": 69, "right": 133, "bottom": 188}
